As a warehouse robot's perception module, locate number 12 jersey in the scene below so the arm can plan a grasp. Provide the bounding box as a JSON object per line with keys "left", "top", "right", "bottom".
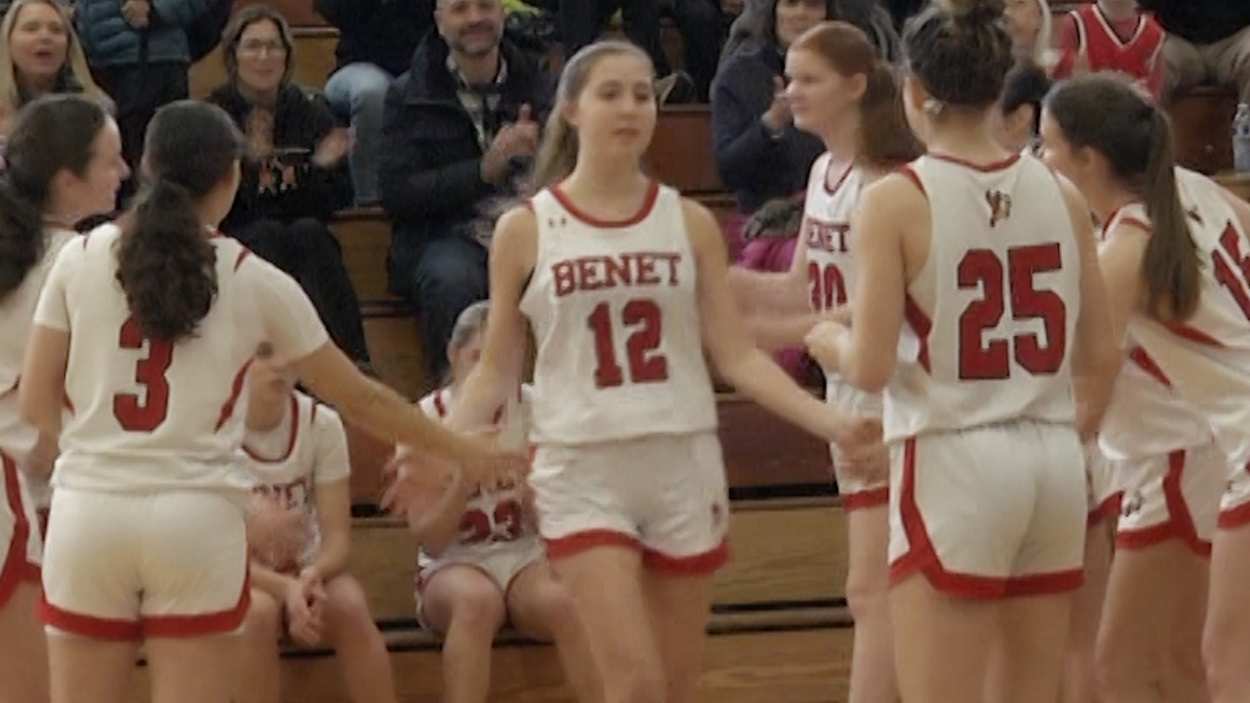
{"left": 520, "top": 182, "right": 717, "bottom": 445}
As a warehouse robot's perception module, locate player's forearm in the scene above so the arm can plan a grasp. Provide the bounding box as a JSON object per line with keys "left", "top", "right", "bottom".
{"left": 750, "top": 312, "right": 828, "bottom": 352}
{"left": 719, "top": 349, "right": 838, "bottom": 442}
{"left": 250, "top": 561, "right": 295, "bottom": 600}
{"left": 307, "top": 530, "right": 350, "bottom": 582}
{"left": 342, "top": 377, "right": 479, "bottom": 463}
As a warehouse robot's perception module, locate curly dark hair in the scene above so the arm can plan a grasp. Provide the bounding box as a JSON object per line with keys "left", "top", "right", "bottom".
{"left": 0, "top": 95, "right": 107, "bottom": 300}
{"left": 115, "top": 100, "right": 243, "bottom": 341}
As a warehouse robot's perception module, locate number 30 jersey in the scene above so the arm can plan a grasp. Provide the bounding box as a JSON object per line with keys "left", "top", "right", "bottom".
{"left": 33, "top": 224, "right": 329, "bottom": 494}
{"left": 802, "top": 153, "right": 863, "bottom": 314}
{"left": 884, "top": 154, "right": 1081, "bottom": 443}
{"left": 520, "top": 182, "right": 717, "bottom": 445}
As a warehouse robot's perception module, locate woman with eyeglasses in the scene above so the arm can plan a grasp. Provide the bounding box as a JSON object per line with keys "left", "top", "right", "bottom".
{"left": 207, "top": 5, "right": 372, "bottom": 368}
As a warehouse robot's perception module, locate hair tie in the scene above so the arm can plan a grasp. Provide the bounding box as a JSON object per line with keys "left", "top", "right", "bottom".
{"left": 923, "top": 97, "right": 945, "bottom": 117}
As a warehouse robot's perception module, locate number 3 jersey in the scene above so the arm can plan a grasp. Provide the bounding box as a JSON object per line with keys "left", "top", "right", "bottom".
{"left": 520, "top": 182, "right": 717, "bottom": 445}
{"left": 32, "top": 224, "right": 329, "bottom": 494}
{"left": 885, "top": 154, "right": 1081, "bottom": 443}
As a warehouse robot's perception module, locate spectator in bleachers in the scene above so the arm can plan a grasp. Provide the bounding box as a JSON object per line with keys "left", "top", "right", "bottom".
{"left": 1138, "top": 0, "right": 1250, "bottom": 102}
{"left": 1003, "top": 0, "right": 1059, "bottom": 74}
{"left": 713, "top": 0, "right": 896, "bottom": 258}
{"left": 994, "top": 60, "right": 1051, "bottom": 155}
{"left": 75, "top": 0, "right": 215, "bottom": 178}
{"left": 1052, "top": 0, "right": 1166, "bottom": 102}
{"left": 208, "top": 5, "right": 371, "bottom": 367}
{"left": 316, "top": 0, "right": 434, "bottom": 206}
{"left": 558, "top": 0, "right": 724, "bottom": 101}
{"left": 0, "top": 0, "right": 108, "bottom": 135}
{"left": 381, "top": 0, "right": 552, "bottom": 379}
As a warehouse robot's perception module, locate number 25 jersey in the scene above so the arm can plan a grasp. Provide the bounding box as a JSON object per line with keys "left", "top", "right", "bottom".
{"left": 520, "top": 182, "right": 717, "bottom": 445}
{"left": 885, "top": 154, "right": 1081, "bottom": 443}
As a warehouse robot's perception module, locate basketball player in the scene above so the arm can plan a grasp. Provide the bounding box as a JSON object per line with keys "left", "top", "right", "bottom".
{"left": 235, "top": 356, "right": 398, "bottom": 703}
{"left": 385, "top": 40, "right": 877, "bottom": 703}
{"left": 391, "top": 301, "right": 600, "bottom": 703}
{"left": 726, "top": 21, "right": 921, "bottom": 703}
{"left": 17, "top": 100, "right": 520, "bottom": 703}
{"left": 0, "top": 95, "right": 127, "bottom": 703}
{"left": 1053, "top": 0, "right": 1166, "bottom": 101}
{"left": 1042, "top": 73, "right": 1250, "bottom": 703}
{"left": 804, "top": 1, "right": 1118, "bottom": 701}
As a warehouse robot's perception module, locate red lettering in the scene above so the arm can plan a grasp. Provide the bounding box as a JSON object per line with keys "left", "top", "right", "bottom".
{"left": 576, "top": 257, "right": 604, "bottom": 291}
{"left": 659, "top": 253, "right": 681, "bottom": 285}
{"left": 604, "top": 256, "right": 632, "bottom": 288}
{"left": 635, "top": 254, "right": 661, "bottom": 285}
{"left": 553, "top": 261, "right": 576, "bottom": 297}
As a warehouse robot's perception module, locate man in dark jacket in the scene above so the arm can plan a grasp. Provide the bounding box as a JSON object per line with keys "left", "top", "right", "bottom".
{"left": 76, "top": 0, "right": 213, "bottom": 175}
{"left": 1138, "top": 0, "right": 1250, "bottom": 101}
{"left": 317, "top": 0, "right": 434, "bottom": 205}
{"left": 381, "top": 0, "right": 553, "bottom": 379}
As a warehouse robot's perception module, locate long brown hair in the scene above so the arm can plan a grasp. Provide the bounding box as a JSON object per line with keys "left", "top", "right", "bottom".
{"left": 1045, "top": 74, "right": 1200, "bottom": 322}
{"left": 530, "top": 40, "right": 653, "bottom": 192}
{"left": 789, "top": 21, "right": 922, "bottom": 169}
{"left": 0, "top": 0, "right": 104, "bottom": 117}
{"left": 116, "top": 101, "right": 244, "bottom": 341}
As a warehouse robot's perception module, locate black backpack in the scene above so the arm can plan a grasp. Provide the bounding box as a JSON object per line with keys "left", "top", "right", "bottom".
{"left": 186, "top": 0, "right": 233, "bottom": 62}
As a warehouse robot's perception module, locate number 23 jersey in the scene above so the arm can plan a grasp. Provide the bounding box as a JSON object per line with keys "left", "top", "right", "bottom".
{"left": 520, "top": 182, "right": 717, "bottom": 445}
{"left": 885, "top": 154, "right": 1081, "bottom": 442}
{"left": 33, "top": 224, "right": 329, "bottom": 493}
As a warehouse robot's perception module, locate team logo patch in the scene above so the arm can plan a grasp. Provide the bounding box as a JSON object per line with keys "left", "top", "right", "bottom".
{"left": 1121, "top": 491, "right": 1144, "bottom": 518}
{"left": 986, "top": 190, "right": 1012, "bottom": 228}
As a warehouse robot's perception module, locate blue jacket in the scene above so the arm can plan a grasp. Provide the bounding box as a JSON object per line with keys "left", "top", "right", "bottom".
{"left": 76, "top": 0, "right": 212, "bottom": 67}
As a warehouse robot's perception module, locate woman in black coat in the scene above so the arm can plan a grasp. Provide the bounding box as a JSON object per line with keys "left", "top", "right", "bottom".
{"left": 208, "top": 5, "right": 370, "bottom": 365}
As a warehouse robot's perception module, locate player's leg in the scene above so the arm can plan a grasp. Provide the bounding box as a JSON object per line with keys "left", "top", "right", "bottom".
{"left": 421, "top": 564, "right": 508, "bottom": 703}
{"left": 843, "top": 504, "right": 897, "bottom": 703}
{"left": 550, "top": 545, "right": 664, "bottom": 703}
{"left": 0, "top": 581, "right": 48, "bottom": 703}
{"left": 640, "top": 568, "right": 714, "bottom": 703}
{"left": 1203, "top": 519, "right": 1250, "bottom": 703}
{"left": 1061, "top": 516, "right": 1113, "bottom": 703}
{"left": 506, "top": 560, "right": 602, "bottom": 703}
{"left": 46, "top": 632, "right": 139, "bottom": 703}
{"left": 234, "top": 588, "right": 283, "bottom": 703}
{"left": 1159, "top": 545, "right": 1210, "bottom": 703}
{"left": 320, "top": 573, "right": 398, "bottom": 703}
{"left": 146, "top": 634, "right": 239, "bottom": 703}
{"left": 891, "top": 575, "right": 999, "bottom": 702}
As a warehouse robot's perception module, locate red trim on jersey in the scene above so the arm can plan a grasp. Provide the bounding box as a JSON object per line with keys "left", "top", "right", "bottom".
{"left": 643, "top": 540, "right": 729, "bottom": 575}
{"left": 544, "top": 529, "right": 641, "bottom": 560}
{"left": 1128, "top": 346, "right": 1171, "bottom": 387}
{"left": 823, "top": 159, "right": 854, "bottom": 196}
{"left": 1089, "top": 4, "right": 1145, "bottom": 48}
{"left": 141, "top": 570, "right": 251, "bottom": 638}
{"left": 242, "top": 394, "right": 300, "bottom": 463}
{"left": 1165, "top": 323, "right": 1224, "bottom": 348}
{"left": 550, "top": 180, "right": 660, "bottom": 229}
{"left": 215, "top": 359, "right": 255, "bottom": 431}
{"left": 889, "top": 437, "right": 1085, "bottom": 599}
{"left": 1118, "top": 217, "right": 1153, "bottom": 235}
{"left": 841, "top": 486, "right": 889, "bottom": 511}
{"left": 897, "top": 165, "right": 926, "bottom": 198}
{"left": 233, "top": 248, "right": 252, "bottom": 271}
{"left": 1087, "top": 492, "right": 1123, "bottom": 526}
{"left": 1117, "top": 450, "right": 1211, "bottom": 557}
{"left": 433, "top": 389, "right": 448, "bottom": 419}
{"left": 1102, "top": 203, "right": 1149, "bottom": 240}
{"left": 927, "top": 152, "right": 1022, "bottom": 173}
{"left": 903, "top": 295, "right": 932, "bottom": 373}
{"left": 0, "top": 452, "right": 39, "bottom": 610}
{"left": 40, "top": 598, "right": 143, "bottom": 641}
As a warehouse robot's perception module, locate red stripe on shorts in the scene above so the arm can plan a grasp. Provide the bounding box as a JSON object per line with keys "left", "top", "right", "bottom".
{"left": 0, "top": 451, "right": 38, "bottom": 609}
{"left": 1117, "top": 450, "right": 1211, "bottom": 557}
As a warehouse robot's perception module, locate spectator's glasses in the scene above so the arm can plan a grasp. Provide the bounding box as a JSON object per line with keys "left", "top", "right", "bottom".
{"left": 239, "top": 40, "right": 288, "bottom": 57}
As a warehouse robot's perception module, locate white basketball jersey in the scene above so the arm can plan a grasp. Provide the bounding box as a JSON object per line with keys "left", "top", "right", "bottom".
{"left": 416, "top": 386, "right": 532, "bottom": 565}
{"left": 802, "top": 153, "right": 863, "bottom": 312}
{"left": 519, "top": 182, "right": 717, "bottom": 445}
{"left": 885, "top": 154, "right": 1080, "bottom": 442}
{"left": 1120, "top": 169, "right": 1250, "bottom": 465}
{"left": 0, "top": 227, "right": 73, "bottom": 467}
{"left": 243, "top": 392, "right": 349, "bottom": 569}
{"left": 33, "top": 224, "right": 329, "bottom": 493}
{"left": 1097, "top": 206, "right": 1212, "bottom": 460}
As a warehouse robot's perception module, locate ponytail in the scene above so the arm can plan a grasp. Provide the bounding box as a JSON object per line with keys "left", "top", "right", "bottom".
{"left": 859, "top": 61, "right": 924, "bottom": 169}
{"left": 1140, "top": 109, "right": 1201, "bottom": 321}
{"left": 0, "top": 180, "right": 43, "bottom": 299}
{"left": 116, "top": 178, "right": 218, "bottom": 341}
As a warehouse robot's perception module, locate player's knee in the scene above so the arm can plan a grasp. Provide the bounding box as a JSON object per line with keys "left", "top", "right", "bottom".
{"left": 528, "top": 579, "right": 578, "bottom": 630}
{"left": 844, "top": 569, "right": 889, "bottom": 623}
{"left": 448, "top": 585, "right": 507, "bottom": 635}
{"left": 324, "top": 578, "right": 374, "bottom": 632}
